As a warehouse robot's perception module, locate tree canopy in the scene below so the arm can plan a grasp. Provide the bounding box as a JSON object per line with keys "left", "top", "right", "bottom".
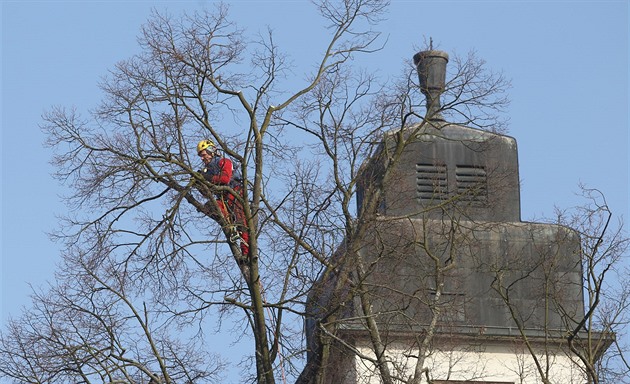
{"left": 1, "top": 2, "right": 627, "bottom": 384}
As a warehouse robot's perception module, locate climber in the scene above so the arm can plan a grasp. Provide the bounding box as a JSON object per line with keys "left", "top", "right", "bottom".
{"left": 196, "top": 139, "right": 249, "bottom": 257}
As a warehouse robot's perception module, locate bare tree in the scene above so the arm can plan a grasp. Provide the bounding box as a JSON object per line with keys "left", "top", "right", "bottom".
{"left": 0, "top": 2, "right": 393, "bottom": 383}
{"left": 10, "top": 1, "right": 616, "bottom": 384}
{"left": 292, "top": 47, "right": 515, "bottom": 384}
{"left": 491, "top": 187, "right": 630, "bottom": 384}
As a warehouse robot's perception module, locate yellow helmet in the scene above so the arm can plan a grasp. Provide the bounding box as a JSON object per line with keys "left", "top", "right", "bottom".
{"left": 197, "top": 139, "right": 216, "bottom": 155}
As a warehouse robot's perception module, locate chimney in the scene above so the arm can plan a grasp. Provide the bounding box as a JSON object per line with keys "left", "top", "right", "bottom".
{"left": 413, "top": 50, "right": 449, "bottom": 121}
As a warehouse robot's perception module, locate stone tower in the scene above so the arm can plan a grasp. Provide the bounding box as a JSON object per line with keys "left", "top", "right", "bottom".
{"left": 299, "top": 50, "right": 596, "bottom": 384}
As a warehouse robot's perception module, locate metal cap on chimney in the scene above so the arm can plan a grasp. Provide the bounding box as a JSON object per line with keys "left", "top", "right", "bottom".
{"left": 413, "top": 50, "right": 449, "bottom": 121}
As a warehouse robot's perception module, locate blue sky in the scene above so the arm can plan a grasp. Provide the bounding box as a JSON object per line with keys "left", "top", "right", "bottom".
{"left": 2, "top": 0, "right": 628, "bottom": 379}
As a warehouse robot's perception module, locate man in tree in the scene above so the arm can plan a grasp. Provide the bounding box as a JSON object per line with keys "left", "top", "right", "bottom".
{"left": 197, "top": 139, "right": 249, "bottom": 257}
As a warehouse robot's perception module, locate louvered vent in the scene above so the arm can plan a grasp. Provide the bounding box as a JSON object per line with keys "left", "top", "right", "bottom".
{"left": 416, "top": 163, "right": 448, "bottom": 201}
{"left": 455, "top": 165, "right": 487, "bottom": 203}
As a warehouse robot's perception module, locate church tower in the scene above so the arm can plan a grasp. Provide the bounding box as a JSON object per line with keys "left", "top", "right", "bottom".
{"left": 300, "top": 50, "right": 606, "bottom": 384}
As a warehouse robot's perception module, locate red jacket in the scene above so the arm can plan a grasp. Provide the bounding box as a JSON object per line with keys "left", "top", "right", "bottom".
{"left": 202, "top": 157, "right": 237, "bottom": 186}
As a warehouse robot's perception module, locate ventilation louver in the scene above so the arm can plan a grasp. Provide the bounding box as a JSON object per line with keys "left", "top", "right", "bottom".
{"left": 416, "top": 163, "right": 448, "bottom": 201}
{"left": 455, "top": 165, "right": 487, "bottom": 203}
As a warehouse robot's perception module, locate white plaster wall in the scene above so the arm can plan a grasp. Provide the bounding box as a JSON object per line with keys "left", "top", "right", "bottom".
{"left": 346, "top": 341, "right": 587, "bottom": 384}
